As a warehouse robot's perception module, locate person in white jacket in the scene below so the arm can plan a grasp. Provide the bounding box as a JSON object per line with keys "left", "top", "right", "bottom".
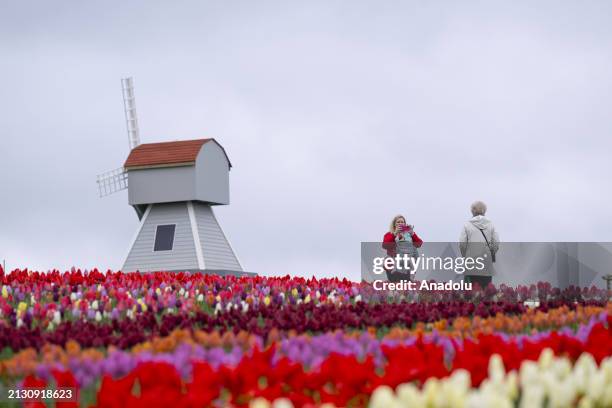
{"left": 459, "top": 201, "right": 499, "bottom": 288}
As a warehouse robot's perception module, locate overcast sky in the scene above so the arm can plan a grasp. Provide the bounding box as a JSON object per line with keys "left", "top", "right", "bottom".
{"left": 1, "top": 1, "right": 611, "bottom": 280}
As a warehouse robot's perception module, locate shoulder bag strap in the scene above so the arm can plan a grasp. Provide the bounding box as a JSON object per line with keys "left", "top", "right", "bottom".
{"left": 478, "top": 228, "right": 491, "bottom": 249}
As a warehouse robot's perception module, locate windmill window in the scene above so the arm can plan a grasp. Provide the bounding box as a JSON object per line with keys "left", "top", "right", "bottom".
{"left": 153, "top": 224, "right": 176, "bottom": 251}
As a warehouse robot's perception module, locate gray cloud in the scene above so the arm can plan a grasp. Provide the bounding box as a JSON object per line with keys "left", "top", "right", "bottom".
{"left": 1, "top": 1, "right": 611, "bottom": 280}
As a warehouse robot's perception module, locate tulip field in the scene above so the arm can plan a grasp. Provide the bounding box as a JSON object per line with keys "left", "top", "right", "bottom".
{"left": 0, "top": 267, "right": 611, "bottom": 407}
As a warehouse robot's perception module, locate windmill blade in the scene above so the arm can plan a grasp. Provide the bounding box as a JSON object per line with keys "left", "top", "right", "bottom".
{"left": 121, "top": 77, "right": 141, "bottom": 150}
{"left": 96, "top": 167, "right": 128, "bottom": 197}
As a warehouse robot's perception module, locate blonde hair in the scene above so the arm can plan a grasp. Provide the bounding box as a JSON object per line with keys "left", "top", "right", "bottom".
{"left": 471, "top": 201, "right": 487, "bottom": 216}
{"left": 389, "top": 215, "right": 406, "bottom": 232}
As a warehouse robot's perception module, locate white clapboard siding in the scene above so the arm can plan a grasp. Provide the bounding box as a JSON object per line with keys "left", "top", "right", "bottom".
{"left": 123, "top": 202, "right": 198, "bottom": 272}
{"left": 193, "top": 202, "right": 242, "bottom": 271}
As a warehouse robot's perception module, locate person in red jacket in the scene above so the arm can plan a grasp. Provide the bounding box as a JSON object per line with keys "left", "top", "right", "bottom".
{"left": 382, "top": 215, "right": 423, "bottom": 282}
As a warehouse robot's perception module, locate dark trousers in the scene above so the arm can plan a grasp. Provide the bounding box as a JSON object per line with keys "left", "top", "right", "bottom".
{"left": 465, "top": 275, "right": 492, "bottom": 288}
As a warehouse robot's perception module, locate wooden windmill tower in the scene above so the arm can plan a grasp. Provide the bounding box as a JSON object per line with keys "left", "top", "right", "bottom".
{"left": 96, "top": 78, "right": 247, "bottom": 276}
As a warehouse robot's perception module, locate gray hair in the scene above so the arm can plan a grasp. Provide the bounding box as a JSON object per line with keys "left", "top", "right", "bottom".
{"left": 471, "top": 201, "right": 487, "bottom": 216}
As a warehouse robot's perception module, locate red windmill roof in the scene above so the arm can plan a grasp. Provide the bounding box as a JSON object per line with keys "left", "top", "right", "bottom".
{"left": 124, "top": 138, "right": 231, "bottom": 169}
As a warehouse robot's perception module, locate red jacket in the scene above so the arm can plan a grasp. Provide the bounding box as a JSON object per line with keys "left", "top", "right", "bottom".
{"left": 382, "top": 231, "right": 423, "bottom": 257}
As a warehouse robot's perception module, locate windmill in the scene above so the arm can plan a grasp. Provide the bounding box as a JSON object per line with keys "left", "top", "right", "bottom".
{"left": 97, "top": 78, "right": 248, "bottom": 276}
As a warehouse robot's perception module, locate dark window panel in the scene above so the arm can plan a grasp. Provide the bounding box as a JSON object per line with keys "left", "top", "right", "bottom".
{"left": 154, "top": 224, "right": 176, "bottom": 251}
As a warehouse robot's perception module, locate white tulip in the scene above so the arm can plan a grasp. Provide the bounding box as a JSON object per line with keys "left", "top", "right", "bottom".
{"left": 585, "top": 371, "right": 605, "bottom": 402}
{"left": 538, "top": 348, "right": 554, "bottom": 370}
{"left": 488, "top": 354, "right": 506, "bottom": 384}
{"left": 441, "top": 381, "right": 468, "bottom": 407}
{"left": 490, "top": 393, "right": 513, "bottom": 408}
{"left": 576, "top": 353, "right": 597, "bottom": 375}
{"left": 504, "top": 371, "right": 519, "bottom": 401}
{"left": 467, "top": 389, "right": 512, "bottom": 408}
{"left": 540, "top": 371, "right": 557, "bottom": 394}
{"left": 249, "top": 397, "right": 271, "bottom": 408}
{"left": 465, "top": 391, "right": 486, "bottom": 408}
{"left": 271, "top": 398, "right": 294, "bottom": 408}
{"left": 548, "top": 378, "right": 576, "bottom": 408}
{"left": 370, "top": 386, "right": 399, "bottom": 408}
{"left": 519, "top": 383, "right": 545, "bottom": 408}
{"left": 573, "top": 353, "right": 597, "bottom": 393}
{"left": 602, "top": 386, "right": 612, "bottom": 407}
{"left": 549, "top": 358, "right": 570, "bottom": 382}
{"left": 451, "top": 369, "right": 471, "bottom": 388}
{"left": 396, "top": 383, "right": 424, "bottom": 407}
{"left": 519, "top": 361, "right": 539, "bottom": 388}
{"left": 423, "top": 378, "right": 445, "bottom": 406}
